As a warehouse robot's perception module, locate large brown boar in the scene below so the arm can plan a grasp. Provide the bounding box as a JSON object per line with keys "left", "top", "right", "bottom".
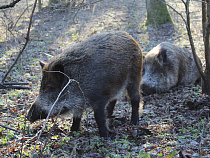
{"left": 141, "top": 42, "right": 201, "bottom": 95}
{"left": 27, "top": 31, "right": 143, "bottom": 137}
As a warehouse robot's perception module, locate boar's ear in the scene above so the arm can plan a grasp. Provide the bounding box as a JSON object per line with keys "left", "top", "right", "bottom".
{"left": 52, "top": 64, "right": 64, "bottom": 73}
{"left": 39, "top": 61, "right": 46, "bottom": 69}
{"left": 157, "top": 49, "right": 168, "bottom": 66}
{"left": 52, "top": 64, "right": 65, "bottom": 85}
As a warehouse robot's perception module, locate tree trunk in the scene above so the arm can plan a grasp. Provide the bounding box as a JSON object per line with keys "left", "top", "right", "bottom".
{"left": 201, "top": 0, "right": 210, "bottom": 95}
{"left": 38, "top": 0, "right": 42, "bottom": 11}
{"left": 202, "top": 70, "right": 210, "bottom": 95}
{"left": 146, "top": 0, "right": 173, "bottom": 25}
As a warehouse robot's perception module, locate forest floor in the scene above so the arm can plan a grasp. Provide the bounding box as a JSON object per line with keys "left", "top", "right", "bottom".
{"left": 0, "top": 0, "right": 209, "bottom": 157}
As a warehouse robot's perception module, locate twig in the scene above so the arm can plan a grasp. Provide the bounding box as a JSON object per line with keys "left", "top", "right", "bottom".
{"left": 0, "top": 85, "right": 31, "bottom": 89}
{"left": 184, "top": 0, "right": 206, "bottom": 79}
{"left": 6, "top": 96, "right": 9, "bottom": 156}
{"left": 70, "top": 140, "right": 79, "bottom": 157}
{"left": 72, "top": 0, "right": 103, "bottom": 22}
{"left": 0, "top": 83, "right": 6, "bottom": 88}
{"left": 157, "top": 0, "right": 187, "bottom": 24}
{"left": 3, "top": 82, "right": 29, "bottom": 85}
{"left": 30, "top": 70, "right": 84, "bottom": 157}
{"left": 13, "top": 4, "right": 34, "bottom": 30}
{"left": 0, "top": 124, "right": 22, "bottom": 133}
{"left": 39, "top": 99, "right": 67, "bottom": 157}
{"left": 0, "top": 0, "right": 22, "bottom": 10}
{"left": 0, "top": 82, "right": 30, "bottom": 89}
{"left": 20, "top": 110, "right": 27, "bottom": 158}
{"left": 30, "top": 70, "right": 87, "bottom": 157}
{"left": 2, "top": 0, "right": 38, "bottom": 83}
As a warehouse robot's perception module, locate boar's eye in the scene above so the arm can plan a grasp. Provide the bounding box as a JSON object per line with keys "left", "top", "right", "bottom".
{"left": 157, "top": 48, "right": 168, "bottom": 66}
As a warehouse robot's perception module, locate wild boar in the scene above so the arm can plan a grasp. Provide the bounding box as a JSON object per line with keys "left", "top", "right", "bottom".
{"left": 141, "top": 42, "right": 201, "bottom": 95}
{"left": 27, "top": 31, "right": 143, "bottom": 137}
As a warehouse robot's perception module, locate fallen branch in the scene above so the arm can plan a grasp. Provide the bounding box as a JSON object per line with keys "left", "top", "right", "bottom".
{"left": 3, "top": 82, "right": 29, "bottom": 85}
{"left": 0, "top": 124, "right": 22, "bottom": 133}
{"left": 0, "top": 0, "right": 22, "bottom": 10}
{"left": 0, "top": 85, "right": 31, "bottom": 90}
{"left": 0, "top": 82, "right": 30, "bottom": 89}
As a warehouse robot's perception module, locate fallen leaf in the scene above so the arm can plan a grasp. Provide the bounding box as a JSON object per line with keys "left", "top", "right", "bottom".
{"left": 9, "top": 147, "right": 15, "bottom": 152}
{"left": 200, "top": 150, "right": 207, "bottom": 156}
{"left": 54, "top": 144, "right": 59, "bottom": 149}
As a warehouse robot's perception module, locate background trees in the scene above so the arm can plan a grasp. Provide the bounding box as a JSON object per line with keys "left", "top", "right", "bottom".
{"left": 146, "top": 0, "right": 173, "bottom": 25}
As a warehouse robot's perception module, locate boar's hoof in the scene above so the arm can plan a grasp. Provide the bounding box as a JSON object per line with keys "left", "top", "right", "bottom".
{"left": 71, "top": 117, "right": 81, "bottom": 131}
{"left": 26, "top": 115, "right": 35, "bottom": 123}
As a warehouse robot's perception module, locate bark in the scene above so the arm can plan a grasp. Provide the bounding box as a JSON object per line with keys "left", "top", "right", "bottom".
{"left": 204, "top": 0, "right": 210, "bottom": 70}
{"left": 202, "top": 0, "right": 210, "bottom": 95}
{"left": 38, "top": 0, "right": 42, "bottom": 10}
{"left": 146, "top": 0, "right": 173, "bottom": 25}
{"left": 202, "top": 0, "right": 207, "bottom": 42}
{"left": 202, "top": 70, "right": 210, "bottom": 95}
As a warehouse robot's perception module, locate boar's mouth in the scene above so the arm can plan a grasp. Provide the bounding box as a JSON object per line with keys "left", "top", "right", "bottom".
{"left": 27, "top": 104, "right": 48, "bottom": 122}
{"left": 27, "top": 111, "right": 48, "bottom": 123}
{"left": 141, "top": 84, "right": 160, "bottom": 96}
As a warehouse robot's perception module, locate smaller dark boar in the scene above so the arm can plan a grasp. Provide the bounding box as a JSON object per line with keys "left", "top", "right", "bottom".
{"left": 27, "top": 31, "right": 143, "bottom": 137}
{"left": 141, "top": 42, "right": 201, "bottom": 95}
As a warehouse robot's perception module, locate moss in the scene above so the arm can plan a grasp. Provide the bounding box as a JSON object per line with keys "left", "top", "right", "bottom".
{"left": 146, "top": 0, "right": 173, "bottom": 26}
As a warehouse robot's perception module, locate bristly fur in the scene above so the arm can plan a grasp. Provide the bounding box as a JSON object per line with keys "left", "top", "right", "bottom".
{"left": 141, "top": 42, "right": 201, "bottom": 95}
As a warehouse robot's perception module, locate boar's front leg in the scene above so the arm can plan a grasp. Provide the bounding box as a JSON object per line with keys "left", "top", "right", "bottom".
{"left": 93, "top": 99, "right": 109, "bottom": 137}
{"left": 71, "top": 116, "right": 82, "bottom": 131}
{"left": 94, "top": 109, "right": 108, "bottom": 137}
{"left": 127, "top": 85, "right": 140, "bottom": 125}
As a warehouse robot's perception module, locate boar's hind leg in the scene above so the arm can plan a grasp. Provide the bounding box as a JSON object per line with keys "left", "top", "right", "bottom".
{"left": 106, "top": 100, "right": 117, "bottom": 118}
{"left": 127, "top": 84, "right": 140, "bottom": 125}
{"left": 71, "top": 116, "right": 82, "bottom": 131}
{"left": 106, "top": 100, "right": 117, "bottom": 131}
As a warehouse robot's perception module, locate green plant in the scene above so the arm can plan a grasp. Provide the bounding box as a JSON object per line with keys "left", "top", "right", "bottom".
{"left": 168, "top": 150, "right": 178, "bottom": 158}
{"left": 72, "top": 33, "right": 79, "bottom": 41}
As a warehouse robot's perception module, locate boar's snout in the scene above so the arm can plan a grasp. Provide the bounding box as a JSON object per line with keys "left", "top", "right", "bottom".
{"left": 141, "top": 84, "right": 157, "bottom": 96}
{"left": 27, "top": 103, "right": 48, "bottom": 122}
